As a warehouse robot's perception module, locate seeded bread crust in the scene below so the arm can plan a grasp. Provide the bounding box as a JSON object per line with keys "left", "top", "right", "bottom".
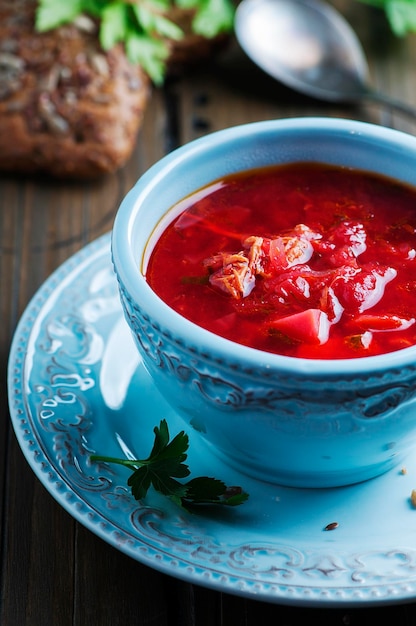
{"left": 0, "top": 0, "right": 150, "bottom": 178}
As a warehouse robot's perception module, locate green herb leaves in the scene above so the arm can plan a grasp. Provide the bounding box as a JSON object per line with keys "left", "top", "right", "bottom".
{"left": 91, "top": 419, "right": 249, "bottom": 510}
{"left": 35, "top": 0, "right": 235, "bottom": 84}
{"left": 180, "top": 0, "right": 235, "bottom": 38}
{"left": 357, "top": 0, "right": 416, "bottom": 35}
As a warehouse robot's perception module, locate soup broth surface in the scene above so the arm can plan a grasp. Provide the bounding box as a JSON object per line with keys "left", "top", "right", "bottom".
{"left": 145, "top": 163, "right": 416, "bottom": 359}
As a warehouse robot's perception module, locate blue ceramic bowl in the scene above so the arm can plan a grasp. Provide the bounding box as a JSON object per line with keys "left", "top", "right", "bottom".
{"left": 112, "top": 117, "right": 416, "bottom": 488}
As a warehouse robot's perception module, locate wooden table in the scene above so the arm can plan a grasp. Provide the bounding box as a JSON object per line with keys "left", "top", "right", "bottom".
{"left": 2, "top": 2, "right": 416, "bottom": 623}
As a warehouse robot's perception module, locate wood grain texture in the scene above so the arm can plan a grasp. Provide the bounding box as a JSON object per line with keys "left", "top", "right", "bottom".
{"left": 2, "top": 2, "right": 416, "bottom": 623}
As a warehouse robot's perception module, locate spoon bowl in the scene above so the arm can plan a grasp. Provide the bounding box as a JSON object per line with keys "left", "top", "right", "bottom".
{"left": 235, "top": 0, "right": 416, "bottom": 118}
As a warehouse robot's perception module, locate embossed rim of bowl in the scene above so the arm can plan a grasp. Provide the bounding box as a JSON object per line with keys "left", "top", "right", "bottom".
{"left": 112, "top": 116, "right": 416, "bottom": 377}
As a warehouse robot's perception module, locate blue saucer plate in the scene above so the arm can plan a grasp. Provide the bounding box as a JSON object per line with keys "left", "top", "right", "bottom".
{"left": 8, "top": 232, "right": 416, "bottom": 608}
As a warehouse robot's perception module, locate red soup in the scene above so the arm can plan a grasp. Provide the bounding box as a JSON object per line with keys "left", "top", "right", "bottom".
{"left": 145, "top": 163, "right": 416, "bottom": 359}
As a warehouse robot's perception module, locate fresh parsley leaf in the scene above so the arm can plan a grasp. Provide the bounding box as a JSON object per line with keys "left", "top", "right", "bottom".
{"left": 125, "top": 33, "right": 170, "bottom": 85}
{"left": 99, "top": 2, "right": 131, "bottom": 50}
{"left": 132, "top": 3, "right": 183, "bottom": 40}
{"left": 357, "top": 0, "right": 416, "bottom": 35}
{"left": 127, "top": 465, "right": 152, "bottom": 500}
{"left": 149, "top": 418, "right": 171, "bottom": 456}
{"left": 36, "top": 0, "right": 84, "bottom": 30}
{"left": 91, "top": 419, "right": 249, "bottom": 510}
{"left": 385, "top": 0, "right": 416, "bottom": 34}
{"left": 35, "top": 0, "right": 235, "bottom": 83}
{"left": 191, "top": 0, "right": 235, "bottom": 38}
{"left": 174, "top": 0, "right": 234, "bottom": 37}
{"left": 128, "top": 465, "right": 188, "bottom": 500}
{"left": 149, "top": 422, "right": 189, "bottom": 466}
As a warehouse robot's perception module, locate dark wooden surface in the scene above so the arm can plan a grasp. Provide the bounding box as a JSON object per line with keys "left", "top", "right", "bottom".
{"left": 2, "top": 2, "right": 416, "bottom": 624}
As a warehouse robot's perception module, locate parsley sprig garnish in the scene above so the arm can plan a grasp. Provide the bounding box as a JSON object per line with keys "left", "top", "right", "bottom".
{"left": 90, "top": 419, "right": 249, "bottom": 509}
{"left": 35, "top": 0, "right": 235, "bottom": 84}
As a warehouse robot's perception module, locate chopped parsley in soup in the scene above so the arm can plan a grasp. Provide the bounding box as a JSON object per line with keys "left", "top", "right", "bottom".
{"left": 145, "top": 163, "right": 416, "bottom": 359}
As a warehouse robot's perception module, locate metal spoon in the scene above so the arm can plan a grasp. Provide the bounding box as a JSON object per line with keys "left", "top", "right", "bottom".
{"left": 234, "top": 0, "right": 416, "bottom": 119}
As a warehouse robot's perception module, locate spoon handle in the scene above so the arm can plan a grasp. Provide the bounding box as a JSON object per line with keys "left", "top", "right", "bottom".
{"left": 363, "top": 89, "right": 416, "bottom": 121}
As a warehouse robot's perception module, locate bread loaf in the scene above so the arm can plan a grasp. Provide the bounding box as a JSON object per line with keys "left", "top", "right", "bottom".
{"left": 0, "top": 0, "right": 150, "bottom": 177}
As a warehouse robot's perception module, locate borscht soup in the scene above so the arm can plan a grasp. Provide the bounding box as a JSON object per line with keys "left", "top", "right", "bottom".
{"left": 145, "top": 162, "right": 416, "bottom": 359}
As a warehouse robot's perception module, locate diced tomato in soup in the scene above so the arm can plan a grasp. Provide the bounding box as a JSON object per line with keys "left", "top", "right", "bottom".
{"left": 146, "top": 163, "right": 416, "bottom": 359}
